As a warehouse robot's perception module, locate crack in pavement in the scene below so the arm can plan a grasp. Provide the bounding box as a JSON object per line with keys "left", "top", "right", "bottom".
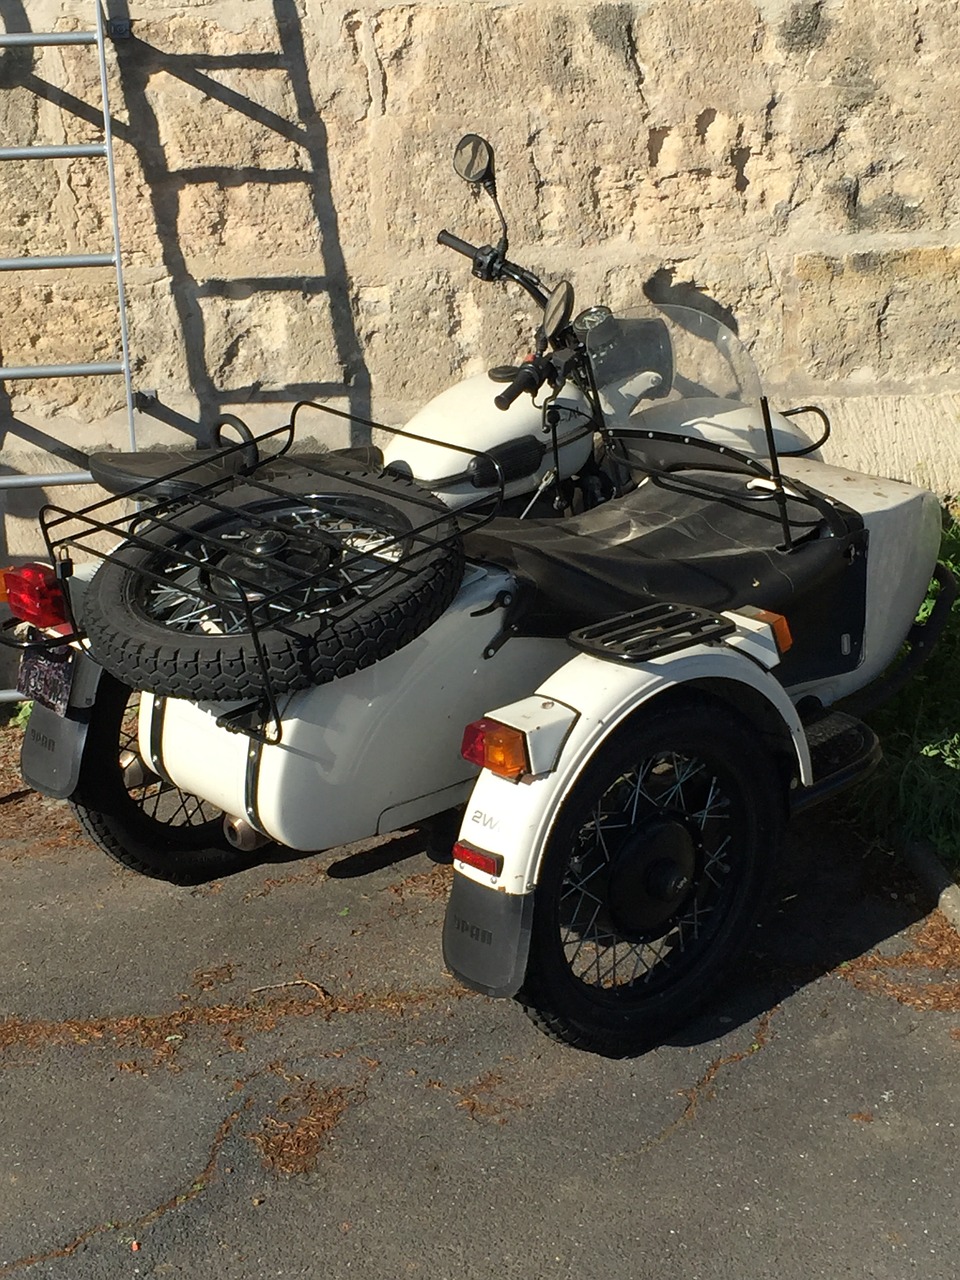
{"left": 632, "top": 1006, "right": 781, "bottom": 1156}
{"left": 0, "top": 1048, "right": 384, "bottom": 1274}
{"left": 0, "top": 1097, "right": 253, "bottom": 1275}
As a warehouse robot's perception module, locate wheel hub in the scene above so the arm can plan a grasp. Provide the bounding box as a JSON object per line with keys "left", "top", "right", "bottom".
{"left": 607, "top": 816, "right": 698, "bottom": 939}
{"left": 209, "top": 522, "right": 333, "bottom": 603}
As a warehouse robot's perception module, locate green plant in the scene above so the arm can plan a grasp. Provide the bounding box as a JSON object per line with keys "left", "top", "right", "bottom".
{"left": 8, "top": 700, "right": 32, "bottom": 730}
{"left": 854, "top": 505, "right": 960, "bottom": 875}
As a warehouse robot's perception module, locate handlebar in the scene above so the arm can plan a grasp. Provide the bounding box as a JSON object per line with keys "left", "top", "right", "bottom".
{"left": 437, "top": 229, "right": 478, "bottom": 259}
{"left": 493, "top": 356, "right": 551, "bottom": 411}
{"left": 437, "top": 231, "right": 548, "bottom": 308}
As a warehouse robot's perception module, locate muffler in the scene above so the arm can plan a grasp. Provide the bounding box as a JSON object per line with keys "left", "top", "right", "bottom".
{"left": 223, "top": 815, "right": 270, "bottom": 852}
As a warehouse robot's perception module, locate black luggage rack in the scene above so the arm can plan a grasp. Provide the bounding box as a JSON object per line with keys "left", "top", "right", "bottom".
{"left": 32, "top": 403, "right": 509, "bottom": 738}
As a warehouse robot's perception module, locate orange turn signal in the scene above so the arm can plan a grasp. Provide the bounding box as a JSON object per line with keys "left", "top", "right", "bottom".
{"left": 758, "top": 610, "right": 793, "bottom": 654}
{"left": 739, "top": 606, "right": 793, "bottom": 654}
{"left": 461, "top": 717, "right": 530, "bottom": 780}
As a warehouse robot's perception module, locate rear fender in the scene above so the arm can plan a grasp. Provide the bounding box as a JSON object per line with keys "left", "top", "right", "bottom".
{"left": 443, "top": 647, "right": 807, "bottom": 997}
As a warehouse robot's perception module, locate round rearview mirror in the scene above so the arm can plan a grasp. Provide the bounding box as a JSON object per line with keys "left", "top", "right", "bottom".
{"left": 543, "top": 280, "right": 575, "bottom": 342}
{"left": 453, "top": 134, "right": 495, "bottom": 185}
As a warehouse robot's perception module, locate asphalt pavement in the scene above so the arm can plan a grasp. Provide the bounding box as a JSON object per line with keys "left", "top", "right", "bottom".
{"left": 0, "top": 729, "right": 958, "bottom": 1280}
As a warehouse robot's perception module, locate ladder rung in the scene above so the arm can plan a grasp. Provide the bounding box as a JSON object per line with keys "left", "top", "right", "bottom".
{"left": 0, "top": 471, "right": 93, "bottom": 490}
{"left": 0, "top": 362, "right": 123, "bottom": 380}
{"left": 0, "top": 32, "right": 97, "bottom": 48}
{"left": 0, "top": 144, "right": 107, "bottom": 161}
{"left": 0, "top": 254, "right": 114, "bottom": 271}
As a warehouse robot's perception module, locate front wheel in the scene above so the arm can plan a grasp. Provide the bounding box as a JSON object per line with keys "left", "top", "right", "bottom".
{"left": 70, "top": 674, "right": 254, "bottom": 884}
{"left": 518, "top": 700, "right": 785, "bottom": 1057}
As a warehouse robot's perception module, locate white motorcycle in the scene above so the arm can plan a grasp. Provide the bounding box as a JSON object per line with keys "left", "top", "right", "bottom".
{"left": 4, "top": 135, "right": 952, "bottom": 1057}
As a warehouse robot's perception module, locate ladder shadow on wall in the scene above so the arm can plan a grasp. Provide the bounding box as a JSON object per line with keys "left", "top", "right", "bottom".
{"left": 110, "top": 0, "right": 371, "bottom": 439}
{"left": 0, "top": 0, "right": 372, "bottom": 516}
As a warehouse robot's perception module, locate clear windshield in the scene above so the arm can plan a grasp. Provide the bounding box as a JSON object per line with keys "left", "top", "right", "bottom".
{"left": 578, "top": 303, "right": 762, "bottom": 421}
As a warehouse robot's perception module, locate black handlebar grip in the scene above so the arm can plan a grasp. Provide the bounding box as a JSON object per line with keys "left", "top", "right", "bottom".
{"left": 437, "top": 230, "right": 478, "bottom": 259}
{"left": 494, "top": 362, "right": 545, "bottom": 411}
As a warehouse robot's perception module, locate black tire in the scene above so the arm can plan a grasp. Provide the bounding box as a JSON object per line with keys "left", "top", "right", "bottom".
{"left": 81, "top": 466, "right": 465, "bottom": 701}
{"left": 518, "top": 699, "right": 785, "bottom": 1058}
{"left": 70, "top": 674, "right": 250, "bottom": 884}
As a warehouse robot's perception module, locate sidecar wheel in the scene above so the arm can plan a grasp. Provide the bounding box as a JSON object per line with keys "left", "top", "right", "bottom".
{"left": 70, "top": 674, "right": 252, "bottom": 884}
{"left": 81, "top": 467, "right": 464, "bottom": 701}
{"left": 518, "top": 700, "right": 784, "bottom": 1058}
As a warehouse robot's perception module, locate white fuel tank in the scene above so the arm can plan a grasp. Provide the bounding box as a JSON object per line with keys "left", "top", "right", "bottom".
{"left": 382, "top": 372, "right": 594, "bottom": 508}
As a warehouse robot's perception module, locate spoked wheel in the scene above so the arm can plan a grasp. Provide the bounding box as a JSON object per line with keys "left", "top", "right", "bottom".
{"left": 70, "top": 673, "right": 254, "bottom": 884}
{"left": 81, "top": 467, "right": 465, "bottom": 701}
{"left": 519, "top": 700, "right": 785, "bottom": 1057}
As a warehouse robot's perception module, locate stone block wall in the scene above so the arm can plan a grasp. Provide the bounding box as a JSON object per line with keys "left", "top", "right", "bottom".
{"left": 1, "top": 0, "right": 959, "bottom": 557}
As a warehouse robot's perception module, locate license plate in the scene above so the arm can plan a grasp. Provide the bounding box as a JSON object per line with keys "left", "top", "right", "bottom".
{"left": 17, "top": 646, "right": 75, "bottom": 716}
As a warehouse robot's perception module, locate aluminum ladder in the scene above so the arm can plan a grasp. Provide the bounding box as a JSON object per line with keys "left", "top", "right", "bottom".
{"left": 0, "top": 1, "right": 136, "bottom": 493}
{"left": 0, "top": 4, "right": 135, "bottom": 704}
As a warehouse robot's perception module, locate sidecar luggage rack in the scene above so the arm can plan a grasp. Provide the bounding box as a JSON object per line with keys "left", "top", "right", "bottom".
{"left": 37, "top": 410, "right": 505, "bottom": 737}
{"left": 570, "top": 603, "right": 736, "bottom": 664}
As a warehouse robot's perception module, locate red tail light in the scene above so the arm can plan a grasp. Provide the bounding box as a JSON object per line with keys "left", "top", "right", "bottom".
{"left": 452, "top": 842, "right": 503, "bottom": 877}
{"left": 1, "top": 564, "right": 69, "bottom": 628}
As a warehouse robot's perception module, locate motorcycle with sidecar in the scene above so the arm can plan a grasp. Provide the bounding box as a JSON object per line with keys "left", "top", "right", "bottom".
{"left": 3, "top": 134, "right": 952, "bottom": 1057}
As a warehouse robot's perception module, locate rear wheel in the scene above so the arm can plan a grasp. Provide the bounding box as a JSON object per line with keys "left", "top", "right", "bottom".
{"left": 70, "top": 674, "right": 251, "bottom": 884}
{"left": 518, "top": 701, "right": 784, "bottom": 1057}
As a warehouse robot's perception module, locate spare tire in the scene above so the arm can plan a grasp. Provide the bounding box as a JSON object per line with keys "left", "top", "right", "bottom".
{"left": 81, "top": 466, "right": 464, "bottom": 702}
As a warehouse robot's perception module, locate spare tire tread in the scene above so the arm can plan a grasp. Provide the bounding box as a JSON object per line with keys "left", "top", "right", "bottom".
{"left": 81, "top": 468, "right": 465, "bottom": 701}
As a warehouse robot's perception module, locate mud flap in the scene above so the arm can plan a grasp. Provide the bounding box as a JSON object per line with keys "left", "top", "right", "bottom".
{"left": 442, "top": 871, "right": 534, "bottom": 998}
{"left": 20, "top": 701, "right": 90, "bottom": 799}
{"left": 19, "top": 651, "right": 102, "bottom": 800}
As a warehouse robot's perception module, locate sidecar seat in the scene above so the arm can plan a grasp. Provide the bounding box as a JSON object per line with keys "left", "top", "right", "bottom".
{"left": 463, "top": 467, "right": 867, "bottom": 687}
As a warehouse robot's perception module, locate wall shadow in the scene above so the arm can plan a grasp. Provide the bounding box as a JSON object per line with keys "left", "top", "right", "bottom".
{"left": 0, "top": 0, "right": 372, "bottom": 488}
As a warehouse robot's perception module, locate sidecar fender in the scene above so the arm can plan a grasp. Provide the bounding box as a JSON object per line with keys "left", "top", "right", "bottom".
{"left": 443, "top": 645, "right": 809, "bottom": 998}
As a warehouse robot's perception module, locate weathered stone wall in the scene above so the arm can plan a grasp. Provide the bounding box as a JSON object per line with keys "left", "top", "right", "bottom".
{"left": 1, "top": 0, "right": 960, "bottom": 554}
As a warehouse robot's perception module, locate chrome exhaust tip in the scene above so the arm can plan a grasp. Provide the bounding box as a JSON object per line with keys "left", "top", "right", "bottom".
{"left": 119, "top": 748, "right": 153, "bottom": 790}
{"left": 223, "top": 815, "right": 270, "bottom": 852}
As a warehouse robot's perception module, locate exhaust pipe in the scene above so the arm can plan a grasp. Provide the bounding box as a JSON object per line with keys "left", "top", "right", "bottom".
{"left": 223, "top": 815, "right": 270, "bottom": 852}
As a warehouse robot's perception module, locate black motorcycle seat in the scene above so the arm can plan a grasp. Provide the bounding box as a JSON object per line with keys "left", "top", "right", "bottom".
{"left": 88, "top": 445, "right": 384, "bottom": 499}
{"left": 463, "top": 468, "right": 867, "bottom": 684}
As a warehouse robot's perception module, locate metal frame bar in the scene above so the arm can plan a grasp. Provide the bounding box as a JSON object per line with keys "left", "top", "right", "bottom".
{"left": 0, "top": 254, "right": 114, "bottom": 271}
{"left": 95, "top": 0, "right": 137, "bottom": 452}
{"left": 0, "top": 362, "right": 123, "bottom": 380}
{"left": 0, "top": 143, "right": 107, "bottom": 159}
{"left": 0, "top": 32, "right": 98, "bottom": 47}
{"left": 0, "top": 472, "right": 92, "bottom": 491}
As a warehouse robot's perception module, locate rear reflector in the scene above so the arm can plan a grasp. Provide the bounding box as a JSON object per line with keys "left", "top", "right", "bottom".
{"left": 452, "top": 842, "right": 503, "bottom": 877}
{"left": 2, "top": 563, "right": 69, "bottom": 628}
{"left": 461, "top": 717, "right": 530, "bottom": 780}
